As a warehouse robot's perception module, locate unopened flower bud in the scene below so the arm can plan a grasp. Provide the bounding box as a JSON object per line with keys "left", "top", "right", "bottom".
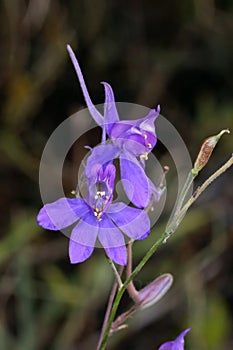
{"left": 136, "top": 273, "right": 173, "bottom": 309}
{"left": 192, "top": 129, "right": 230, "bottom": 175}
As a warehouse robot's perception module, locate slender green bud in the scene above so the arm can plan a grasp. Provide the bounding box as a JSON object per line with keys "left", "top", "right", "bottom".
{"left": 192, "top": 129, "right": 230, "bottom": 175}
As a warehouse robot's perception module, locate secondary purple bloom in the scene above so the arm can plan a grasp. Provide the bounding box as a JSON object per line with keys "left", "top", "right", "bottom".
{"left": 158, "top": 329, "right": 191, "bottom": 350}
{"left": 67, "top": 45, "right": 159, "bottom": 157}
{"left": 67, "top": 45, "right": 160, "bottom": 207}
{"left": 37, "top": 163, "right": 150, "bottom": 266}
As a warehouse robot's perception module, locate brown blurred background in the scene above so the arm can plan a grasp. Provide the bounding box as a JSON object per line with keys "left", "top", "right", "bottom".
{"left": 0, "top": 1, "right": 233, "bottom": 349}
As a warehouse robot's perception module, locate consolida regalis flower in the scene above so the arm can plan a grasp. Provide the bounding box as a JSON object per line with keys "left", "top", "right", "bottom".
{"left": 37, "top": 162, "right": 150, "bottom": 265}
{"left": 37, "top": 45, "right": 163, "bottom": 265}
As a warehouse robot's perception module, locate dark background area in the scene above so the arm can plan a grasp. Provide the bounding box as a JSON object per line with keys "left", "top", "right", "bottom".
{"left": 0, "top": 1, "right": 233, "bottom": 349}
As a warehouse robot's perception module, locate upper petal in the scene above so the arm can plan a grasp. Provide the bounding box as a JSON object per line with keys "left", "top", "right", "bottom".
{"left": 109, "top": 120, "right": 133, "bottom": 139}
{"left": 120, "top": 155, "right": 150, "bottom": 208}
{"left": 37, "top": 197, "right": 89, "bottom": 230}
{"left": 107, "top": 203, "right": 150, "bottom": 240}
{"left": 98, "top": 216, "right": 127, "bottom": 266}
{"left": 85, "top": 144, "right": 120, "bottom": 177}
{"left": 101, "top": 82, "right": 119, "bottom": 134}
{"left": 67, "top": 45, "right": 104, "bottom": 126}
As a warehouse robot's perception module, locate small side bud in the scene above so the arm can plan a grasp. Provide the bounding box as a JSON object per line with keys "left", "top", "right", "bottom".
{"left": 192, "top": 129, "right": 230, "bottom": 175}
{"left": 136, "top": 273, "right": 173, "bottom": 309}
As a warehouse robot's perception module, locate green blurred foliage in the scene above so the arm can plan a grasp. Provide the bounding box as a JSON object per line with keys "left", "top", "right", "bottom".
{"left": 0, "top": 0, "right": 232, "bottom": 349}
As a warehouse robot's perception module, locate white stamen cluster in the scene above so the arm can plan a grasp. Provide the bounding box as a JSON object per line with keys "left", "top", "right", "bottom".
{"left": 93, "top": 189, "right": 111, "bottom": 222}
{"left": 140, "top": 152, "right": 148, "bottom": 161}
{"left": 94, "top": 190, "right": 106, "bottom": 199}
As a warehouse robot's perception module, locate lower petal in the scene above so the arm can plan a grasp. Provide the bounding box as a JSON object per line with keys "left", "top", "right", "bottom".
{"left": 98, "top": 217, "right": 127, "bottom": 265}
{"left": 70, "top": 214, "right": 99, "bottom": 246}
{"left": 69, "top": 240, "right": 95, "bottom": 264}
{"left": 105, "top": 246, "right": 127, "bottom": 266}
{"left": 107, "top": 203, "right": 150, "bottom": 241}
{"left": 69, "top": 214, "right": 99, "bottom": 263}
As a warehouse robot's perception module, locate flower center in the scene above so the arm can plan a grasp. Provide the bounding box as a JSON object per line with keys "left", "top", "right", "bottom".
{"left": 89, "top": 181, "right": 112, "bottom": 221}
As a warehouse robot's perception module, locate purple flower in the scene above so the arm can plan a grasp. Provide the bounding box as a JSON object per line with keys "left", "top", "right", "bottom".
{"left": 37, "top": 163, "right": 150, "bottom": 266}
{"left": 67, "top": 45, "right": 159, "bottom": 155}
{"left": 67, "top": 45, "right": 161, "bottom": 208}
{"left": 158, "top": 329, "right": 191, "bottom": 350}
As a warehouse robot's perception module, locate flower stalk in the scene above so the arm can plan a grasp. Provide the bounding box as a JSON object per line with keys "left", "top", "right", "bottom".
{"left": 97, "top": 154, "right": 233, "bottom": 350}
{"left": 108, "top": 258, "right": 123, "bottom": 288}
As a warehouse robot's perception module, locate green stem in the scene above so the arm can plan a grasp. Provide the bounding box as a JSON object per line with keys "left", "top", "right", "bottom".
{"left": 98, "top": 155, "right": 233, "bottom": 350}
{"left": 174, "top": 171, "right": 196, "bottom": 216}
{"left": 99, "top": 234, "right": 166, "bottom": 350}
{"left": 96, "top": 267, "right": 124, "bottom": 350}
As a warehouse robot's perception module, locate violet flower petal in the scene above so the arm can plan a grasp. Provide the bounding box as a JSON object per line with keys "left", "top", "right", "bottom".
{"left": 37, "top": 198, "right": 89, "bottom": 230}
{"left": 107, "top": 202, "right": 150, "bottom": 240}
{"left": 70, "top": 213, "right": 99, "bottom": 245}
{"left": 109, "top": 107, "right": 159, "bottom": 156}
{"left": 120, "top": 156, "right": 150, "bottom": 208}
{"left": 69, "top": 241, "right": 95, "bottom": 264}
{"left": 85, "top": 144, "right": 120, "bottom": 178}
{"left": 101, "top": 81, "right": 119, "bottom": 134}
{"left": 67, "top": 45, "right": 103, "bottom": 126}
{"left": 158, "top": 328, "right": 191, "bottom": 350}
{"left": 139, "top": 106, "right": 160, "bottom": 131}
{"left": 109, "top": 120, "right": 133, "bottom": 139}
{"left": 69, "top": 213, "right": 99, "bottom": 263}
{"left": 121, "top": 135, "right": 150, "bottom": 157}
{"left": 98, "top": 216, "right": 127, "bottom": 266}
{"left": 105, "top": 245, "right": 127, "bottom": 266}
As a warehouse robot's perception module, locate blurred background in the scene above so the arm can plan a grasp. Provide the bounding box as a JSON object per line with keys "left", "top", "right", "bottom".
{"left": 0, "top": 0, "right": 233, "bottom": 349}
